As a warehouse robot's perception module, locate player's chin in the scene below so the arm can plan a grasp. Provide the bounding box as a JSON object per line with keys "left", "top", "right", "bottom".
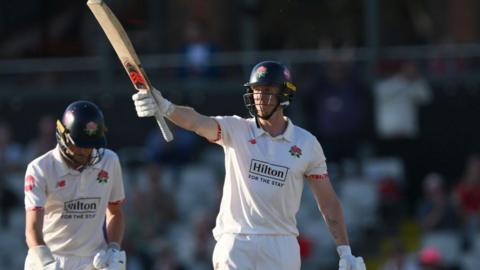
{"left": 256, "top": 107, "right": 274, "bottom": 117}
{"left": 74, "top": 156, "right": 90, "bottom": 165}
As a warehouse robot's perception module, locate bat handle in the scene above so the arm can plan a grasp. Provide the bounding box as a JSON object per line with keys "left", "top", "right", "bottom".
{"left": 154, "top": 113, "right": 174, "bottom": 142}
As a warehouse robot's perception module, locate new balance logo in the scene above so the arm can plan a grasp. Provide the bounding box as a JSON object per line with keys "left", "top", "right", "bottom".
{"left": 249, "top": 159, "right": 288, "bottom": 182}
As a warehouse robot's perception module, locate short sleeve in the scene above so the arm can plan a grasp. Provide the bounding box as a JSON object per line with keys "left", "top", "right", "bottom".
{"left": 211, "top": 115, "right": 244, "bottom": 147}
{"left": 24, "top": 164, "right": 47, "bottom": 210}
{"left": 109, "top": 154, "right": 125, "bottom": 204}
{"left": 304, "top": 138, "right": 328, "bottom": 180}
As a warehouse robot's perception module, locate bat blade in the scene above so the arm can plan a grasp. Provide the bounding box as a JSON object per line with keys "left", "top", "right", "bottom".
{"left": 87, "top": 0, "right": 173, "bottom": 142}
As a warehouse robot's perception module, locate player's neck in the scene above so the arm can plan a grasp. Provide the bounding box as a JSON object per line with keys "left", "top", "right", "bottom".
{"left": 259, "top": 112, "right": 287, "bottom": 137}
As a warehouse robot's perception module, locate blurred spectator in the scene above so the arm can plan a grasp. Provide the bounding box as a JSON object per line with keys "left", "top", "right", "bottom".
{"left": 25, "top": 114, "right": 56, "bottom": 163}
{"left": 0, "top": 120, "right": 24, "bottom": 173}
{"left": 416, "top": 173, "right": 458, "bottom": 232}
{"left": 307, "top": 46, "right": 365, "bottom": 161}
{"left": 178, "top": 21, "right": 219, "bottom": 79}
{"left": 453, "top": 154, "right": 480, "bottom": 250}
{"left": 373, "top": 61, "right": 433, "bottom": 207}
{"left": 373, "top": 61, "right": 432, "bottom": 140}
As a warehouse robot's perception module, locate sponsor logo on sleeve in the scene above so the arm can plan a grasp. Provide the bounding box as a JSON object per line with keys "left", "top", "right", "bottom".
{"left": 24, "top": 175, "right": 35, "bottom": 191}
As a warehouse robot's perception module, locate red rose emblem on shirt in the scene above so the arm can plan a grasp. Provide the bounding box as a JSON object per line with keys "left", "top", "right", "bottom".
{"left": 289, "top": 145, "right": 302, "bottom": 158}
{"left": 97, "top": 170, "right": 109, "bottom": 184}
{"left": 56, "top": 180, "right": 66, "bottom": 188}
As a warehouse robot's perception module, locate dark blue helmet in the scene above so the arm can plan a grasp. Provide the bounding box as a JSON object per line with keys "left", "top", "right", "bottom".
{"left": 56, "top": 101, "right": 107, "bottom": 169}
{"left": 56, "top": 100, "right": 107, "bottom": 149}
{"left": 243, "top": 61, "right": 297, "bottom": 119}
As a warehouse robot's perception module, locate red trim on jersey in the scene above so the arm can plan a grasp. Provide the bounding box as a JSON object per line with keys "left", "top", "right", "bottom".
{"left": 26, "top": 206, "right": 44, "bottom": 211}
{"left": 210, "top": 120, "right": 222, "bottom": 142}
{"left": 306, "top": 174, "right": 329, "bottom": 180}
{"left": 108, "top": 199, "right": 125, "bottom": 205}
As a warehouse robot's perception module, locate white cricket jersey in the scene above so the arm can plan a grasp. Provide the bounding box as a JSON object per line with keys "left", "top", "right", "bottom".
{"left": 212, "top": 116, "right": 328, "bottom": 239}
{"left": 24, "top": 145, "right": 125, "bottom": 256}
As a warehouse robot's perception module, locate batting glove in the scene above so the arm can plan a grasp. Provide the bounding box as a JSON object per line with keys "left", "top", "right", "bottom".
{"left": 29, "top": 245, "right": 62, "bottom": 270}
{"left": 93, "top": 242, "right": 127, "bottom": 270}
{"left": 337, "top": 245, "right": 366, "bottom": 270}
{"left": 132, "top": 88, "right": 173, "bottom": 117}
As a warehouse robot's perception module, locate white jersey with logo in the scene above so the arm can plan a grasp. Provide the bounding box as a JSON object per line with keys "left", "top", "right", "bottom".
{"left": 24, "top": 146, "right": 125, "bottom": 256}
{"left": 212, "top": 116, "right": 328, "bottom": 239}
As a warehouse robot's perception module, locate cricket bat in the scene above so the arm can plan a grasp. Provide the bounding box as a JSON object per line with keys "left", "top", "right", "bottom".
{"left": 87, "top": 0, "right": 174, "bottom": 142}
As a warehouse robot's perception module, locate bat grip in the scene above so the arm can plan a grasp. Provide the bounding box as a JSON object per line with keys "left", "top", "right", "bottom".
{"left": 154, "top": 113, "right": 174, "bottom": 142}
{"left": 146, "top": 89, "right": 174, "bottom": 142}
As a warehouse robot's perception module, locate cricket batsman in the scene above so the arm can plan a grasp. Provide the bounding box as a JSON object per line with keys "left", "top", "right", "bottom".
{"left": 24, "top": 101, "right": 126, "bottom": 270}
{"left": 132, "top": 61, "right": 366, "bottom": 270}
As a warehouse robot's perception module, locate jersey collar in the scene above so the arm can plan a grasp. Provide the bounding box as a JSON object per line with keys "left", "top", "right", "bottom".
{"left": 53, "top": 145, "right": 103, "bottom": 176}
{"left": 53, "top": 145, "right": 74, "bottom": 176}
{"left": 250, "top": 117, "right": 294, "bottom": 142}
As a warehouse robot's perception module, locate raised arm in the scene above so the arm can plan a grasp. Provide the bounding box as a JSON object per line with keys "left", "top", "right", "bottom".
{"left": 132, "top": 89, "right": 219, "bottom": 141}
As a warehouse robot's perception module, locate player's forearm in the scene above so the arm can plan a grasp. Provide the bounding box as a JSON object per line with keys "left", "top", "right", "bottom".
{"left": 26, "top": 227, "right": 46, "bottom": 248}
{"left": 167, "top": 105, "right": 218, "bottom": 140}
{"left": 106, "top": 210, "right": 124, "bottom": 245}
{"left": 25, "top": 210, "right": 46, "bottom": 248}
{"left": 320, "top": 198, "right": 349, "bottom": 246}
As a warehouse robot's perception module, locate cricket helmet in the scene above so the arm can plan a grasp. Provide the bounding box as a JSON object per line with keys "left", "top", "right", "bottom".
{"left": 56, "top": 101, "right": 107, "bottom": 167}
{"left": 243, "top": 61, "right": 297, "bottom": 119}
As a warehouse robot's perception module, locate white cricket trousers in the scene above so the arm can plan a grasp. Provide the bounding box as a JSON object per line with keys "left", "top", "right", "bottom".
{"left": 24, "top": 252, "right": 96, "bottom": 270}
{"left": 212, "top": 234, "right": 301, "bottom": 270}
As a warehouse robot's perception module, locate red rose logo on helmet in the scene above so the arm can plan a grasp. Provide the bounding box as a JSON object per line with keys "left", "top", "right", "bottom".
{"left": 84, "top": 121, "right": 98, "bottom": 136}
{"left": 256, "top": 66, "right": 267, "bottom": 78}
{"left": 97, "top": 170, "right": 109, "bottom": 184}
{"left": 289, "top": 145, "right": 302, "bottom": 158}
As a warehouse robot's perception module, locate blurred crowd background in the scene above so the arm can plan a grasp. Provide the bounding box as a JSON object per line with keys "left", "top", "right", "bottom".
{"left": 1, "top": 0, "right": 480, "bottom": 269}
